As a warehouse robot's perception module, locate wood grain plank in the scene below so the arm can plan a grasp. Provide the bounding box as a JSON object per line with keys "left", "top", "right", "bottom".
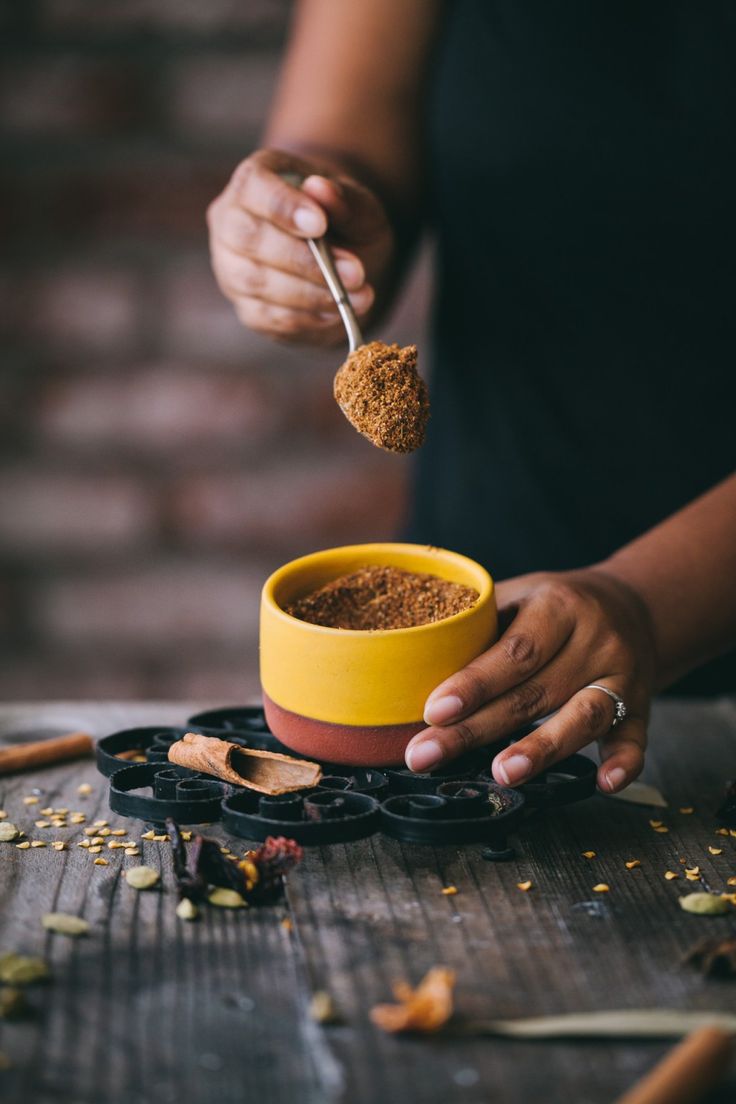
{"left": 2, "top": 698, "right": 736, "bottom": 1103}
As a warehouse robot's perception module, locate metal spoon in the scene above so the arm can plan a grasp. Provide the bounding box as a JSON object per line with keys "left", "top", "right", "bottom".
{"left": 280, "top": 171, "right": 363, "bottom": 352}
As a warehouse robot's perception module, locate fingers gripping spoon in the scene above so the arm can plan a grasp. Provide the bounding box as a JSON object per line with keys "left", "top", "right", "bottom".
{"left": 280, "top": 170, "right": 362, "bottom": 353}
{"left": 281, "top": 171, "right": 429, "bottom": 454}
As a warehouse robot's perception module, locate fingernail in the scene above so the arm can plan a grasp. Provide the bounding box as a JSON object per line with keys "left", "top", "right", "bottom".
{"left": 293, "top": 206, "right": 324, "bottom": 235}
{"left": 605, "top": 766, "right": 627, "bottom": 792}
{"left": 406, "top": 739, "right": 443, "bottom": 773}
{"left": 424, "top": 695, "right": 463, "bottom": 726}
{"left": 335, "top": 258, "right": 363, "bottom": 289}
{"left": 496, "top": 754, "right": 532, "bottom": 786}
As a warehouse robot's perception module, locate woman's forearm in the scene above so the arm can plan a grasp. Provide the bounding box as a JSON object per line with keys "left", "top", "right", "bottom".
{"left": 265, "top": 0, "right": 441, "bottom": 229}
{"left": 600, "top": 473, "right": 736, "bottom": 689}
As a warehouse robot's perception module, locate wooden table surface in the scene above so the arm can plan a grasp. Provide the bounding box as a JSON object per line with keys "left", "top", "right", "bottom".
{"left": 1, "top": 698, "right": 735, "bottom": 1104}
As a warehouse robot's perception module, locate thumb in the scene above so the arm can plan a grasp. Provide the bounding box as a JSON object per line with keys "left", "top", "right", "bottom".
{"left": 300, "top": 173, "right": 388, "bottom": 245}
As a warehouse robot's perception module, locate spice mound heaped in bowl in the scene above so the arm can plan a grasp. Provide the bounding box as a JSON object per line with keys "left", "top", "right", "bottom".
{"left": 260, "top": 543, "right": 496, "bottom": 766}
{"left": 285, "top": 565, "right": 479, "bottom": 631}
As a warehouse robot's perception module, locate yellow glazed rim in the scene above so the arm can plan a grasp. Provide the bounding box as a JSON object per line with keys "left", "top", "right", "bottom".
{"left": 260, "top": 543, "right": 496, "bottom": 727}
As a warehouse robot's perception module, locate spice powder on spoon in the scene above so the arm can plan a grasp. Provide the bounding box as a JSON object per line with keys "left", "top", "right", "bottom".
{"left": 333, "top": 341, "right": 429, "bottom": 454}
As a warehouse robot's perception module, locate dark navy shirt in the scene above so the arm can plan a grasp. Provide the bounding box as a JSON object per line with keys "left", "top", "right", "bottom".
{"left": 408, "top": 0, "right": 736, "bottom": 693}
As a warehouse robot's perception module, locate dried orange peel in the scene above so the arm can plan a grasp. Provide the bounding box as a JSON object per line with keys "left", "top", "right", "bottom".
{"left": 370, "top": 967, "right": 456, "bottom": 1034}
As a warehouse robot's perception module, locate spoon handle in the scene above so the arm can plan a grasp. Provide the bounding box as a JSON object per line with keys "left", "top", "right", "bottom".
{"left": 307, "top": 237, "right": 363, "bottom": 353}
{"left": 279, "top": 170, "right": 363, "bottom": 353}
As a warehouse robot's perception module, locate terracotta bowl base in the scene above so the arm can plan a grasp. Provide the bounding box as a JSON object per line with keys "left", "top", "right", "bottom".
{"left": 263, "top": 693, "right": 422, "bottom": 767}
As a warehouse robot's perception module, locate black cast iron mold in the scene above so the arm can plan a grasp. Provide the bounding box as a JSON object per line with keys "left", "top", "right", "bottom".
{"left": 221, "top": 787, "right": 381, "bottom": 844}
{"left": 100, "top": 705, "right": 597, "bottom": 847}
{"left": 108, "top": 762, "right": 231, "bottom": 825}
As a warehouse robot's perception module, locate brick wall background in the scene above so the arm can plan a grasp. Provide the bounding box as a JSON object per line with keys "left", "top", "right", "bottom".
{"left": 0, "top": 1, "right": 430, "bottom": 701}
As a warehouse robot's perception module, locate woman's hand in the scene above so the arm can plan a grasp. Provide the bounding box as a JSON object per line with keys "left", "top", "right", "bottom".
{"left": 404, "top": 568, "right": 659, "bottom": 793}
{"left": 207, "top": 148, "right": 394, "bottom": 345}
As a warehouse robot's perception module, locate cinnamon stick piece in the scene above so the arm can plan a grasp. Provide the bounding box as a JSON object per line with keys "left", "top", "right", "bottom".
{"left": 615, "top": 1026, "right": 735, "bottom": 1104}
{"left": 168, "top": 732, "right": 322, "bottom": 795}
{"left": 0, "top": 731, "right": 94, "bottom": 776}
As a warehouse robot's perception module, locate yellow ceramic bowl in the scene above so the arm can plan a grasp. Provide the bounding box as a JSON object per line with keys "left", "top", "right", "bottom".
{"left": 260, "top": 542, "right": 496, "bottom": 766}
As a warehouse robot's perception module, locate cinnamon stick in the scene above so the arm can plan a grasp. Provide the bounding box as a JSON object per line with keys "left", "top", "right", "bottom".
{"left": 0, "top": 731, "right": 94, "bottom": 776}
{"left": 168, "top": 732, "right": 322, "bottom": 796}
{"left": 615, "top": 1026, "right": 735, "bottom": 1104}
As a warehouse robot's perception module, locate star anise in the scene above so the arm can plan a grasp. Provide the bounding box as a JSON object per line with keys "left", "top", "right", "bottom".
{"left": 167, "top": 819, "right": 302, "bottom": 905}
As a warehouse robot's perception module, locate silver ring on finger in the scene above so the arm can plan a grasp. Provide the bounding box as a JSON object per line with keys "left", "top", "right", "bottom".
{"left": 583, "top": 684, "right": 627, "bottom": 729}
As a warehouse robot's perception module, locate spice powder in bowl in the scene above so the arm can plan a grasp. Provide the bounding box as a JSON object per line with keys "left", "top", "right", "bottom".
{"left": 333, "top": 341, "right": 429, "bottom": 454}
{"left": 285, "top": 566, "right": 479, "bottom": 631}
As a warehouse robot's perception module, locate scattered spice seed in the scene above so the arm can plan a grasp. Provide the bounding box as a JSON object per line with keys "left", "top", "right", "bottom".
{"left": 309, "top": 990, "right": 339, "bottom": 1024}
{"left": 77, "top": 783, "right": 92, "bottom": 795}
{"left": 30, "top": 840, "right": 46, "bottom": 848}
{"left": 685, "top": 866, "right": 701, "bottom": 877}
{"left": 70, "top": 814, "right": 85, "bottom": 824}
{"left": 23, "top": 796, "right": 39, "bottom": 806}
{"left": 89, "top": 837, "right": 104, "bottom": 846}
{"left": 181, "top": 831, "right": 193, "bottom": 841}
{"left": 42, "top": 913, "right": 89, "bottom": 937}
{"left": 93, "top": 858, "right": 108, "bottom": 866}
{"left": 709, "top": 847, "right": 724, "bottom": 856}
{"left": 40, "top": 807, "right": 53, "bottom": 816}
{"left": 141, "top": 830, "right": 155, "bottom": 840}
{"left": 281, "top": 917, "right": 293, "bottom": 932}
{"left": 679, "top": 807, "right": 694, "bottom": 814}
{"left": 98, "top": 828, "right": 111, "bottom": 838}
{"left": 208, "top": 888, "right": 247, "bottom": 909}
{"left": 582, "top": 851, "right": 596, "bottom": 859}
{"left": 592, "top": 884, "right": 610, "bottom": 893}
{"left": 727, "top": 878, "right": 736, "bottom": 887}
{"left": 124, "top": 849, "right": 141, "bottom": 857}
{"left": 110, "top": 829, "right": 126, "bottom": 837}
{"left": 88, "top": 846, "right": 102, "bottom": 854}
{"left": 665, "top": 871, "right": 680, "bottom": 880}
{"left": 686, "top": 873, "right": 701, "bottom": 882}
{"left": 78, "top": 840, "right": 90, "bottom": 848}
{"left": 153, "top": 834, "right": 169, "bottom": 842}
{"left": 51, "top": 841, "right": 66, "bottom": 851}
{"left": 625, "top": 860, "right": 641, "bottom": 870}
{"left": 125, "top": 866, "right": 160, "bottom": 890}
{"left": 34, "top": 820, "right": 50, "bottom": 828}
{"left": 16, "top": 841, "right": 30, "bottom": 850}
{"left": 441, "top": 886, "right": 458, "bottom": 896}
{"left": 0, "top": 823, "right": 20, "bottom": 842}
{"left": 680, "top": 893, "right": 730, "bottom": 916}
{"left": 517, "top": 881, "right": 533, "bottom": 892}
{"left": 0, "top": 986, "right": 26, "bottom": 1020}
{"left": 654, "top": 827, "right": 670, "bottom": 834}
{"left": 0, "top": 953, "right": 49, "bottom": 985}
{"left": 649, "top": 820, "right": 663, "bottom": 828}
{"left": 55, "top": 808, "right": 68, "bottom": 816}
{"left": 93, "top": 820, "right": 108, "bottom": 827}
{"left": 107, "top": 841, "right": 124, "bottom": 849}
{"left": 715, "top": 828, "right": 729, "bottom": 836}
{"left": 176, "top": 898, "right": 198, "bottom": 921}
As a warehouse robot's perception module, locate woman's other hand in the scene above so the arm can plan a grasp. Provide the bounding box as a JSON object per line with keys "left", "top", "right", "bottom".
{"left": 404, "top": 568, "right": 659, "bottom": 794}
